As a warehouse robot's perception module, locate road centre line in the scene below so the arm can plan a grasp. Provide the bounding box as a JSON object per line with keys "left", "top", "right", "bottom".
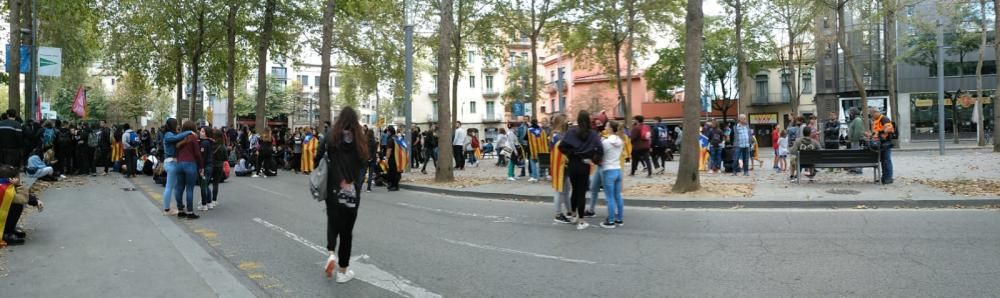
{"left": 438, "top": 237, "right": 598, "bottom": 265}
{"left": 396, "top": 202, "right": 517, "bottom": 223}
{"left": 252, "top": 217, "right": 441, "bottom": 298}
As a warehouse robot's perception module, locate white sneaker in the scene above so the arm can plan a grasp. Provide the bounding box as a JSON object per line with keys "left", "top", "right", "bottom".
{"left": 251, "top": 174, "right": 259, "bottom": 178}
{"left": 336, "top": 269, "right": 355, "bottom": 283}
{"left": 199, "top": 205, "right": 208, "bottom": 211}
{"left": 507, "top": 177, "right": 516, "bottom": 181}
{"left": 528, "top": 178, "right": 539, "bottom": 182}
{"left": 576, "top": 221, "right": 589, "bottom": 230}
{"left": 324, "top": 255, "right": 337, "bottom": 279}
{"left": 208, "top": 203, "right": 215, "bottom": 210}
{"left": 59, "top": 174, "right": 67, "bottom": 179}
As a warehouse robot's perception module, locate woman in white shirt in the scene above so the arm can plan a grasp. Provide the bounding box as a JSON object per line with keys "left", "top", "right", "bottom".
{"left": 600, "top": 121, "right": 626, "bottom": 229}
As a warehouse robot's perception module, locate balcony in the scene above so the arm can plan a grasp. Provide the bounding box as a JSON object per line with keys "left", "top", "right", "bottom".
{"left": 483, "top": 65, "right": 499, "bottom": 73}
{"left": 751, "top": 92, "right": 792, "bottom": 106}
{"left": 482, "top": 89, "right": 500, "bottom": 98}
{"left": 484, "top": 113, "right": 500, "bottom": 122}
{"left": 546, "top": 81, "right": 567, "bottom": 93}
{"left": 429, "top": 89, "right": 438, "bottom": 98}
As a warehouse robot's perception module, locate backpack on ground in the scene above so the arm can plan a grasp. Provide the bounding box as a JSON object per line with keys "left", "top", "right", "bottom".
{"left": 88, "top": 131, "right": 100, "bottom": 148}
{"left": 127, "top": 131, "right": 141, "bottom": 148}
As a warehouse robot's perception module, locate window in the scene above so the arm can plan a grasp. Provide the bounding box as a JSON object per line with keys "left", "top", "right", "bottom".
{"left": 334, "top": 75, "right": 341, "bottom": 87}
{"left": 468, "top": 50, "right": 475, "bottom": 64}
{"left": 754, "top": 75, "right": 768, "bottom": 103}
{"left": 541, "top": 106, "right": 546, "bottom": 113}
{"left": 299, "top": 75, "right": 309, "bottom": 86}
{"left": 272, "top": 66, "right": 288, "bottom": 86}
{"left": 432, "top": 75, "right": 438, "bottom": 93}
{"left": 929, "top": 61, "right": 997, "bottom": 77}
{"left": 469, "top": 75, "right": 475, "bottom": 88}
{"left": 314, "top": 76, "right": 321, "bottom": 87}
{"left": 550, "top": 71, "right": 555, "bottom": 83}
{"left": 801, "top": 73, "right": 813, "bottom": 94}
{"left": 485, "top": 75, "right": 494, "bottom": 89}
{"left": 486, "top": 101, "right": 495, "bottom": 119}
{"left": 469, "top": 101, "right": 477, "bottom": 113}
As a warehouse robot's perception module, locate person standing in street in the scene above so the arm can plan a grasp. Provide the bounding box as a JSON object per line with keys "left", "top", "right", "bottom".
{"left": 452, "top": 121, "right": 465, "bottom": 170}
{"left": 599, "top": 121, "right": 626, "bottom": 229}
{"left": 629, "top": 115, "right": 652, "bottom": 177}
{"left": 0, "top": 109, "right": 24, "bottom": 169}
{"left": 208, "top": 128, "right": 226, "bottom": 208}
{"left": 198, "top": 127, "right": 216, "bottom": 211}
{"left": 420, "top": 127, "right": 438, "bottom": 174}
{"left": 75, "top": 124, "right": 92, "bottom": 176}
{"left": 823, "top": 112, "right": 841, "bottom": 150}
{"left": 316, "top": 107, "right": 368, "bottom": 283}
{"left": 55, "top": 121, "right": 74, "bottom": 176}
{"left": 384, "top": 125, "right": 403, "bottom": 191}
{"left": 732, "top": 114, "right": 753, "bottom": 176}
{"left": 410, "top": 126, "right": 422, "bottom": 169}
{"left": 500, "top": 127, "right": 518, "bottom": 180}
{"left": 291, "top": 131, "right": 303, "bottom": 173}
{"left": 96, "top": 120, "right": 112, "bottom": 176}
{"left": 847, "top": 107, "right": 865, "bottom": 174}
{"left": 527, "top": 119, "right": 549, "bottom": 182}
{"left": 548, "top": 115, "right": 573, "bottom": 224}
{"left": 650, "top": 116, "right": 668, "bottom": 174}
{"left": 558, "top": 111, "right": 603, "bottom": 230}
{"left": 301, "top": 127, "right": 318, "bottom": 174}
{"left": 771, "top": 124, "right": 781, "bottom": 171}
{"left": 866, "top": 108, "right": 895, "bottom": 185}
{"left": 122, "top": 123, "right": 140, "bottom": 178}
{"left": 175, "top": 120, "right": 203, "bottom": 219}
{"left": 161, "top": 118, "right": 194, "bottom": 216}
{"left": 706, "top": 121, "right": 723, "bottom": 173}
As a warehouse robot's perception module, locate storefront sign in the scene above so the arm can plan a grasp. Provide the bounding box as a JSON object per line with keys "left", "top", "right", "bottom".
{"left": 748, "top": 113, "right": 778, "bottom": 125}
{"left": 915, "top": 99, "right": 933, "bottom": 107}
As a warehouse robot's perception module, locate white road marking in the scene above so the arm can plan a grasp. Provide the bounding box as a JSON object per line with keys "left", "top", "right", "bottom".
{"left": 253, "top": 218, "right": 441, "bottom": 298}
{"left": 396, "top": 202, "right": 516, "bottom": 223}
{"left": 238, "top": 180, "right": 296, "bottom": 199}
{"left": 438, "top": 237, "right": 598, "bottom": 265}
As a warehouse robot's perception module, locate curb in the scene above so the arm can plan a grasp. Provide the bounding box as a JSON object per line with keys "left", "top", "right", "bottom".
{"left": 399, "top": 184, "right": 1000, "bottom": 209}
{"left": 893, "top": 146, "right": 989, "bottom": 152}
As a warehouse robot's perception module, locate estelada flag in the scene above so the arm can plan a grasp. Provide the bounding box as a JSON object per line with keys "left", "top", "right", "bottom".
{"left": 393, "top": 135, "right": 409, "bottom": 171}
{"left": 71, "top": 85, "right": 87, "bottom": 119}
{"left": 0, "top": 180, "right": 16, "bottom": 240}
{"left": 550, "top": 141, "right": 567, "bottom": 192}
{"left": 527, "top": 128, "right": 549, "bottom": 159}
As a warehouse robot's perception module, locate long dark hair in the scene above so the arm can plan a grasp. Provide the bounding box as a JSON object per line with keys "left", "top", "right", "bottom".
{"left": 165, "top": 118, "right": 179, "bottom": 133}
{"left": 576, "top": 110, "right": 591, "bottom": 139}
{"left": 328, "top": 107, "right": 369, "bottom": 161}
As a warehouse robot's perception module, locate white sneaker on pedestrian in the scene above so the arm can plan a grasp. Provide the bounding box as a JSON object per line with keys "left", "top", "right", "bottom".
{"left": 528, "top": 178, "right": 538, "bottom": 182}
{"left": 324, "top": 254, "right": 337, "bottom": 279}
{"left": 59, "top": 174, "right": 67, "bottom": 179}
{"left": 576, "top": 221, "right": 589, "bottom": 230}
{"left": 251, "top": 174, "right": 259, "bottom": 178}
{"left": 208, "top": 202, "right": 215, "bottom": 209}
{"left": 199, "top": 205, "right": 208, "bottom": 211}
{"left": 507, "top": 177, "right": 516, "bottom": 181}
{"left": 336, "top": 269, "right": 355, "bottom": 283}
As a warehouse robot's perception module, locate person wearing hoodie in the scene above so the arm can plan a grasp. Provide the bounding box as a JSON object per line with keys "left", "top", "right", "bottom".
{"left": 788, "top": 126, "right": 821, "bottom": 182}
{"left": 599, "top": 121, "right": 626, "bottom": 229}
{"left": 121, "top": 123, "right": 141, "bottom": 178}
{"left": 558, "top": 111, "right": 604, "bottom": 230}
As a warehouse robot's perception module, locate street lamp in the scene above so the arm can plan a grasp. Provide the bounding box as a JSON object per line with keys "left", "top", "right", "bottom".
{"left": 556, "top": 44, "right": 564, "bottom": 114}
{"left": 403, "top": 0, "right": 415, "bottom": 170}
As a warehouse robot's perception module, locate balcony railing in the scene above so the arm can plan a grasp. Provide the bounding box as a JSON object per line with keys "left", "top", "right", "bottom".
{"left": 752, "top": 92, "right": 792, "bottom": 105}
{"left": 485, "top": 113, "right": 499, "bottom": 122}
{"left": 482, "top": 89, "right": 499, "bottom": 98}
{"left": 483, "top": 65, "right": 499, "bottom": 73}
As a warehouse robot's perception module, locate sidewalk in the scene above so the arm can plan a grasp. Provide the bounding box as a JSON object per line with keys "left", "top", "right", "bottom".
{"left": 401, "top": 149, "right": 1000, "bottom": 209}
{"left": 0, "top": 176, "right": 257, "bottom": 297}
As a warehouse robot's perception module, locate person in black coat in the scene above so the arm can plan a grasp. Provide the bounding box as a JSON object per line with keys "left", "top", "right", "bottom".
{"left": 558, "top": 111, "right": 604, "bottom": 230}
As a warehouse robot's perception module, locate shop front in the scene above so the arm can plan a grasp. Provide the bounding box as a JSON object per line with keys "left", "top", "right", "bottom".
{"left": 909, "top": 91, "right": 995, "bottom": 141}
{"left": 748, "top": 113, "right": 779, "bottom": 147}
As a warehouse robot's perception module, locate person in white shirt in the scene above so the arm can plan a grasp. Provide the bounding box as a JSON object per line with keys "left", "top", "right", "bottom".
{"left": 452, "top": 121, "right": 466, "bottom": 170}
{"left": 777, "top": 130, "right": 789, "bottom": 172}
{"left": 599, "top": 121, "right": 626, "bottom": 229}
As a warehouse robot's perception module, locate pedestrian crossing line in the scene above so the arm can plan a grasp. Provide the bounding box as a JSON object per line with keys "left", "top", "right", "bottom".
{"left": 253, "top": 217, "right": 442, "bottom": 298}
{"left": 438, "top": 237, "right": 598, "bottom": 265}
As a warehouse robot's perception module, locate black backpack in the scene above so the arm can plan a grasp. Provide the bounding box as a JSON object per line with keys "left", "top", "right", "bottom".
{"left": 57, "top": 129, "right": 72, "bottom": 144}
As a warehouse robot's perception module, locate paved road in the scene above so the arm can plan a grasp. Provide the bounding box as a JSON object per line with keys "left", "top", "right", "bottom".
{"left": 122, "top": 172, "right": 1000, "bottom": 297}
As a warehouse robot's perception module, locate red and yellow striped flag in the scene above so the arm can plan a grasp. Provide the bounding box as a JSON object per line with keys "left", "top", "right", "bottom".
{"left": 550, "top": 141, "right": 567, "bottom": 192}
{"left": 393, "top": 137, "right": 409, "bottom": 172}
{"left": 0, "top": 181, "right": 16, "bottom": 241}
{"left": 527, "top": 128, "right": 549, "bottom": 160}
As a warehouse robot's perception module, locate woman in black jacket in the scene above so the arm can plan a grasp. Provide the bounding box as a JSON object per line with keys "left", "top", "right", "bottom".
{"left": 315, "top": 107, "right": 368, "bottom": 283}
{"left": 558, "top": 111, "right": 604, "bottom": 230}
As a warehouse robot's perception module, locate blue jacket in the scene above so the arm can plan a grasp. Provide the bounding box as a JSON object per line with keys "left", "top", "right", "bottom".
{"left": 162, "top": 131, "right": 193, "bottom": 158}
{"left": 27, "top": 154, "right": 47, "bottom": 171}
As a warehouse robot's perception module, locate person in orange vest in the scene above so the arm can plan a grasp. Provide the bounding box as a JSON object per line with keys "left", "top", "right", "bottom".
{"left": 865, "top": 108, "right": 895, "bottom": 184}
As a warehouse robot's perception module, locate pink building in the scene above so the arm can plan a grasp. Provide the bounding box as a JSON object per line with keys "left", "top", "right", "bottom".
{"left": 538, "top": 52, "right": 654, "bottom": 122}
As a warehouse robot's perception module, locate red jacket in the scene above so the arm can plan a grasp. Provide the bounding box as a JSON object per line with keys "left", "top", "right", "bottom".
{"left": 630, "top": 124, "right": 651, "bottom": 150}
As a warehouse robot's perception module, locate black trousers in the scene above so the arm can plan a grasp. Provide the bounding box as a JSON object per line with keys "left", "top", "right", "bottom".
{"left": 96, "top": 148, "right": 111, "bottom": 173}
{"left": 56, "top": 145, "right": 73, "bottom": 175}
{"left": 291, "top": 152, "right": 301, "bottom": 172}
{"left": 411, "top": 147, "right": 422, "bottom": 168}
{"left": 124, "top": 149, "right": 138, "bottom": 177}
{"left": 387, "top": 164, "right": 401, "bottom": 189}
{"left": 4, "top": 203, "right": 23, "bottom": 235}
{"left": 651, "top": 146, "right": 666, "bottom": 169}
{"left": 325, "top": 199, "right": 359, "bottom": 268}
{"left": 567, "top": 162, "right": 590, "bottom": 218}
{"left": 76, "top": 146, "right": 92, "bottom": 175}
{"left": 452, "top": 145, "right": 465, "bottom": 169}
{"left": 630, "top": 148, "right": 652, "bottom": 176}
{"left": 421, "top": 148, "right": 437, "bottom": 172}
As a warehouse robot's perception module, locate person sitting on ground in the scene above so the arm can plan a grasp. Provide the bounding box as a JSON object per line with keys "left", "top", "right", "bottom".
{"left": 1, "top": 165, "right": 44, "bottom": 247}
{"left": 788, "top": 126, "right": 821, "bottom": 181}
{"left": 233, "top": 157, "right": 253, "bottom": 177}
{"left": 26, "top": 148, "right": 58, "bottom": 182}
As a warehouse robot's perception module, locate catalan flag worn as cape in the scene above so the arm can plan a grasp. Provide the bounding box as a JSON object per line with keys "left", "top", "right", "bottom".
{"left": 527, "top": 128, "right": 549, "bottom": 159}
{"left": 393, "top": 135, "right": 409, "bottom": 171}
{"left": 0, "top": 179, "right": 15, "bottom": 240}
{"left": 550, "top": 141, "right": 567, "bottom": 192}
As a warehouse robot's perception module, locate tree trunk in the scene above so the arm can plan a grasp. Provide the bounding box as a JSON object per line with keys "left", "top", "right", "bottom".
{"left": 976, "top": 0, "right": 986, "bottom": 146}
{"left": 885, "top": 0, "right": 899, "bottom": 147}
{"left": 613, "top": 38, "right": 626, "bottom": 120}
{"left": 673, "top": 0, "right": 704, "bottom": 193}
{"left": 436, "top": 0, "right": 455, "bottom": 182}
{"left": 175, "top": 49, "right": 184, "bottom": 119}
{"left": 21, "top": 0, "right": 31, "bottom": 118}
{"left": 788, "top": 29, "right": 800, "bottom": 115}
{"left": 529, "top": 35, "right": 539, "bottom": 120}
{"left": 256, "top": 0, "right": 276, "bottom": 132}
{"left": 190, "top": 9, "right": 206, "bottom": 121}
{"left": 836, "top": 1, "right": 869, "bottom": 131}
{"left": 451, "top": 0, "right": 463, "bottom": 127}
{"left": 8, "top": 0, "right": 21, "bottom": 112}
{"left": 319, "top": 0, "right": 334, "bottom": 126}
{"left": 226, "top": 2, "right": 238, "bottom": 127}
{"left": 995, "top": 0, "right": 1000, "bottom": 152}
{"left": 624, "top": 0, "right": 635, "bottom": 123}
{"left": 734, "top": 0, "right": 750, "bottom": 123}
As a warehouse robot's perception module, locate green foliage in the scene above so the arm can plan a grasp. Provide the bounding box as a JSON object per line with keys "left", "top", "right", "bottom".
{"left": 645, "top": 47, "right": 684, "bottom": 101}
{"left": 702, "top": 17, "right": 738, "bottom": 99}
{"left": 235, "top": 76, "right": 294, "bottom": 118}
{"left": 48, "top": 76, "right": 109, "bottom": 121}
{"left": 501, "top": 63, "right": 544, "bottom": 109}
{"left": 901, "top": 1, "right": 994, "bottom": 72}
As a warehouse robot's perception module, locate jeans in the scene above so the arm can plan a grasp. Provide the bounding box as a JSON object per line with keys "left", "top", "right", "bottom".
{"left": 162, "top": 160, "right": 184, "bottom": 211}
{"left": 709, "top": 146, "right": 723, "bottom": 171}
{"left": 176, "top": 161, "right": 198, "bottom": 212}
{"left": 467, "top": 150, "right": 477, "bottom": 165}
{"left": 529, "top": 159, "right": 539, "bottom": 179}
{"left": 124, "top": 148, "right": 138, "bottom": 177}
{"left": 880, "top": 146, "right": 893, "bottom": 183}
{"left": 602, "top": 169, "right": 623, "bottom": 222}
{"left": 363, "top": 160, "right": 376, "bottom": 190}
{"left": 27, "top": 167, "right": 54, "bottom": 179}
{"left": 588, "top": 167, "right": 603, "bottom": 212}
{"left": 200, "top": 165, "right": 215, "bottom": 206}
{"left": 733, "top": 147, "right": 750, "bottom": 175}
{"left": 553, "top": 175, "right": 570, "bottom": 214}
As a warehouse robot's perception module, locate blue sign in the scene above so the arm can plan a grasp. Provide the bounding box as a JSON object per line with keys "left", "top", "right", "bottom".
{"left": 5, "top": 44, "right": 30, "bottom": 74}
{"left": 513, "top": 102, "right": 524, "bottom": 116}
{"left": 700, "top": 95, "right": 712, "bottom": 113}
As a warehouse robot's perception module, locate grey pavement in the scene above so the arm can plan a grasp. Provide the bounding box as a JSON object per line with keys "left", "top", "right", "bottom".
{"left": 0, "top": 176, "right": 258, "bottom": 298}
{"left": 4, "top": 170, "right": 1000, "bottom": 297}
{"left": 402, "top": 148, "right": 1000, "bottom": 208}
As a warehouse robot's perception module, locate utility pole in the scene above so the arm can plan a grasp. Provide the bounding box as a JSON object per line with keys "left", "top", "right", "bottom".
{"left": 404, "top": 0, "right": 415, "bottom": 170}
{"left": 937, "top": 20, "right": 946, "bottom": 155}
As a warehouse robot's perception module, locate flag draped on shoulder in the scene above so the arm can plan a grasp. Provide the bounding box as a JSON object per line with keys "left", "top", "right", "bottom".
{"left": 527, "top": 128, "right": 549, "bottom": 159}
{"left": 393, "top": 135, "right": 409, "bottom": 171}
{"left": 0, "top": 180, "right": 15, "bottom": 240}
{"left": 550, "top": 141, "right": 567, "bottom": 192}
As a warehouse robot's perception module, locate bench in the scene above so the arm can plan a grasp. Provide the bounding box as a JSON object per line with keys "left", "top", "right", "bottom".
{"left": 796, "top": 149, "right": 880, "bottom": 183}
